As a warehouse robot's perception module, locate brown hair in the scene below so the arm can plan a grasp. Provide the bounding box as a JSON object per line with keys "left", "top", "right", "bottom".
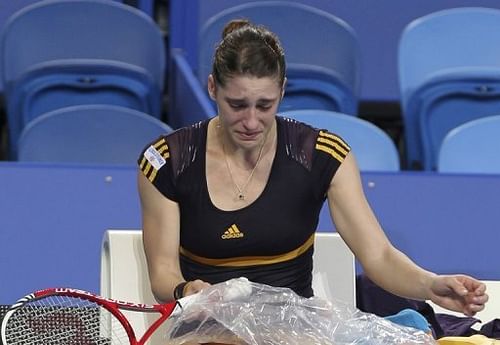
{"left": 212, "top": 19, "right": 286, "bottom": 87}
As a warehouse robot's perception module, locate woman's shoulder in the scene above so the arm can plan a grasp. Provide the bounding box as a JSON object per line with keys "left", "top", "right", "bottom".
{"left": 276, "top": 115, "right": 350, "bottom": 167}
{"left": 276, "top": 115, "right": 318, "bottom": 171}
{"left": 138, "top": 119, "right": 209, "bottom": 175}
{"left": 277, "top": 114, "right": 319, "bottom": 140}
{"left": 164, "top": 119, "right": 209, "bottom": 145}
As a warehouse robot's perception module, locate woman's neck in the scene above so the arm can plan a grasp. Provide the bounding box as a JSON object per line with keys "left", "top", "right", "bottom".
{"left": 214, "top": 117, "right": 277, "bottom": 170}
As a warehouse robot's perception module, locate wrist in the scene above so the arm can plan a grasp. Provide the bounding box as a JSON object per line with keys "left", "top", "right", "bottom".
{"left": 423, "top": 272, "right": 438, "bottom": 300}
{"left": 173, "top": 281, "right": 189, "bottom": 300}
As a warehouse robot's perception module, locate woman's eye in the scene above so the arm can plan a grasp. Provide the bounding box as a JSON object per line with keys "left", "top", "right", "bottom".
{"left": 229, "top": 103, "right": 245, "bottom": 109}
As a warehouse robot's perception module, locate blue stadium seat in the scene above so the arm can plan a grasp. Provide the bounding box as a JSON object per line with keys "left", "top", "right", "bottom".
{"left": 281, "top": 65, "right": 357, "bottom": 114}
{"left": 398, "top": 7, "right": 500, "bottom": 170}
{"left": 168, "top": 1, "right": 361, "bottom": 128}
{"left": 168, "top": 50, "right": 216, "bottom": 129}
{"left": 17, "top": 104, "right": 172, "bottom": 165}
{"left": 199, "top": 1, "right": 360, "bottom": 113}
{"left": 128, "top": 0, "right": 154, "bottom": 16}
{"left": 0, "top": 0, "right": 166, "bottom": 158}
{"left": 280, "top": 110, "right": 400, "bottom": 171}
{"left": 438, "top": 115, "right": 500, "bottom": 174}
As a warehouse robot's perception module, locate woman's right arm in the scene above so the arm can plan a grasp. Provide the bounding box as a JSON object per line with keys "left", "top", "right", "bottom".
{"left": 137, "top": 171, "right": 184, "bottom": 303}
{"left": 138, "top": 171, "right": 211, "bottom": 303}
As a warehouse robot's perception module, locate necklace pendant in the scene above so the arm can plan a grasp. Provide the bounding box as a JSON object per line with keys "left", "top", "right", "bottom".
{"left": 238, "top": 193, "right": 245, "bottom": 200}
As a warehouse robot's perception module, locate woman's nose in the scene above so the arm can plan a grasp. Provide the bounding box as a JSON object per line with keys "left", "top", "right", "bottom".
{"left": 242, "top": 107, "right": 259, "bottom": 129}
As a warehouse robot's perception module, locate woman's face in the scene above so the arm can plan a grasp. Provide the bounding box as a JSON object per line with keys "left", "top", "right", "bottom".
{"left": 208, "top": 74, "right": 283, "bottom": 150}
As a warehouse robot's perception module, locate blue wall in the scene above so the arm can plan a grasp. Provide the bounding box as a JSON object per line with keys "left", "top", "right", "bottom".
{"left": 0, "top": 162, "right": 141, "bottom": 303}
{"left": 1, "top": 162, "right": 499, "bottom": 304}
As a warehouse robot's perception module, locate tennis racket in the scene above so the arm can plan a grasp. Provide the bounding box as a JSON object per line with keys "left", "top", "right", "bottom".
{"left": 0, "top": 287, "right": 194, "bottom": 345}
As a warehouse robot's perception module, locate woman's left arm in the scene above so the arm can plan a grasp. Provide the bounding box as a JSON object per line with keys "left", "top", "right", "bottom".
{"left": 327, "top": 152, "right": 488, "bottom": 315}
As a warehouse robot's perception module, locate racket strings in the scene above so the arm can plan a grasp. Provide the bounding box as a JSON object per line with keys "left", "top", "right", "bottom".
{"left": 4, "top": 295, "right": 130, "bottom": 345}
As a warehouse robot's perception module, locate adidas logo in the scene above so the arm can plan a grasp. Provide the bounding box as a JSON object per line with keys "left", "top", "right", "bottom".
{"left": 221, "top": 224, "right": 244, "bottom": 239}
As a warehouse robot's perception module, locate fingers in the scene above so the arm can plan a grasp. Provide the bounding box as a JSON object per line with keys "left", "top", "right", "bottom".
{"left": 458, "top": 275, "right": 487, "bottom": 293}
{"left": 467, "top": 291, "right": 489, "bottom": 313}
{"left": 472, "top": 291, "right": 489, "bottom": 304}
{"left": 453, "top": 275, "right": 489, "bottom": 297}
{"left": 448, "top": 276, "right": 469, "bottom": 296}
{"left": 457, "top": 276, "right": 489, "bottom": 303}
{"left": 473, "top": 281, "right": 487, "bottom": 295}
{"left": 184, "top": 279, "right": 211, "bottom": 296}
{"left": 431, "top": 275, "right": 489, "bottom": 317}
{"left": 463, "top": 302, "right": 486, "bottom": 317}
{"left": 462, "top": 281, "right": 489, "bottom": 316}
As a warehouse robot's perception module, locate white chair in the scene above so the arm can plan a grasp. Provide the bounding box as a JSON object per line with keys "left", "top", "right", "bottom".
{"left": 312, "top": 232, "right": 356, "bottom": 306}
{"left": 100, "top": 230, "right": 356, "bottom": 343}
{"left": 100, "top": 230, "right": 167, "bottom": 345}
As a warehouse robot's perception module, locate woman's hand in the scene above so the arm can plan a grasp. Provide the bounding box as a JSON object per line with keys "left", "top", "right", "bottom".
{"left": 429, "top": 275, "right": 488, "bottom": 316}
{"left": 184, "top": 279, "right": 212, "bottom": 297}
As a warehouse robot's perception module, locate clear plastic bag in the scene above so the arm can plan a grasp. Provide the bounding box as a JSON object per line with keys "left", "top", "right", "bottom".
{"left": 165, "top": 277, "right": 436, "bottom": 345}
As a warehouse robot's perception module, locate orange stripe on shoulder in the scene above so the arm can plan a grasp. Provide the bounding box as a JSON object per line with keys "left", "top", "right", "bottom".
{"left": 139, "top": 137, "right": 170, "bottom": 183}
{"left": 319, "top": 131, "right": 350, "bottom": 151}
{"left": 315, "top": 131, "right": 350, "bottom": 162}
{"left": 315, "top": 144, "right": 345, "bottom": 163}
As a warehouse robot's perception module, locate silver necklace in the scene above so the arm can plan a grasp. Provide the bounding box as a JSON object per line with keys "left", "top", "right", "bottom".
{"left": 222, "top": 133, "right": 267, "bottom": 201}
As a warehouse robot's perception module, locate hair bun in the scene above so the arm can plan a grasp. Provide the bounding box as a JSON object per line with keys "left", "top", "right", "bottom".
{"left": 222, "top": 18, "right": 252, "bottom": 39}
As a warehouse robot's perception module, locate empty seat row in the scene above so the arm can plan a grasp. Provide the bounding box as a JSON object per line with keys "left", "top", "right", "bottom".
{"left": 170, "top": 1, "right": 500, "bottom": 172}
{"left": 0, "top": 0, "right": 167, "bottom": 159}
{"left": 168, "top": 0, "right": 361, "bottom": 129}
{"left": 2, "top": 1, "right": 500, "bottom": 172}
{"left": 399, "top": 7, "right": 500, "bottom": 171}
{"left": 18, "top": 104, "right": 172, "bottom": 165}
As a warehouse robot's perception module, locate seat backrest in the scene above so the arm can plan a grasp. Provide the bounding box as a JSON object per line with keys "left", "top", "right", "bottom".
{"left": 198, "top": 1, "right": 360, "bottom": 99}
{"left": 5, "top": 60, "right": 163, "bottom": 159}
{"left": 0, "top": 0, "right": 165, "bottom": 89}
{"left": 17, "top": 104, "right": 172, "bottom": 164}
{"left": 438, "top": 115, "right": 500, "bottom": 174}
{"left": 100, "top": 230, "right": 166, "bottom": 345}
{"left": 281, "top": 109, "right": 400, "bottom": 171}
{"left": 398, "top": 7, "right": 500, "bottom": 170}
{"left": 168, "top": 51, "right": 216, "bottom": 129}
{"left": 399, "top": 7, "right": 500, "bottom": 105}
{"left": 312, "top": 232, "right": 355, "bottom": 306}
{"left": 279, "top": 66, "right": 358, "bottom": 114}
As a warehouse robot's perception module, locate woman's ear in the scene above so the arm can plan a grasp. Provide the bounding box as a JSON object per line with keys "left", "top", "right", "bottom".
{"left": 208, "top": 74, "right": 217, "bottom": 100}
{"left": 281, "top": 77, "right": 287, "bottom": 100}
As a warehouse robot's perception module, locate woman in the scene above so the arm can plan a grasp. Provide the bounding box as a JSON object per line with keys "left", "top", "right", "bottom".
{"left": 137, "top": 19, "right": 487, "bottom": 318}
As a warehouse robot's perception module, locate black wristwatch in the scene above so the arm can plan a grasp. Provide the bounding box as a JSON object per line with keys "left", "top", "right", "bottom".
{"left": 173, "top": 281, "right": 188, "bottom": 300}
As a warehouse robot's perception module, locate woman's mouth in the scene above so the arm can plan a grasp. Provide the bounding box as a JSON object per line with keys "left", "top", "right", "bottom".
{"left": 238, "top": 131, "right": 261, "bottom": 141}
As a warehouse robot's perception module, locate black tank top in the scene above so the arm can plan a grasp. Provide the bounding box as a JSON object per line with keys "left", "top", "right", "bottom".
{"left": 138, "top": 116, "right": 349, "bottom": 297}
